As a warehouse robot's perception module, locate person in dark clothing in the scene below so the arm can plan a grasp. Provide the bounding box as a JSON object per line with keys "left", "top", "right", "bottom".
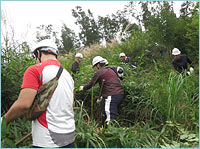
{"left": 119, "top": 52, "right": 137, "bottom": 68}
{"left": 71, "top": 53, "right": 83, "bottom": 77}
{"left": 172, "top": 48, "right": 194, "bottom": 75}
{"left": 79, "top": 56, "right": 124, "bottom": 127}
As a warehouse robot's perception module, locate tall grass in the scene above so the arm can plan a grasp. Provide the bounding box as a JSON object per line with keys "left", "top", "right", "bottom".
{"left": 150, "top": 69, "right": 199, "bottom": 129}
{"left": 2, "top": 40, "right": 198, "bottom": 148}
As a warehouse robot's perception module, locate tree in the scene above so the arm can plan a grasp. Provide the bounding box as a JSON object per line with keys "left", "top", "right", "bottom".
{"left": 184, "top": 2, "right": 199, "bottom": 60}
{"left": 139, "top": 1, "right": 178, "bottom": 50}
{"left": 72, "top": 6, "right": 101, "bottom": 46}
{"left": 98, "top": 15, "right": 120, "bottom": 43}
{"left": 60, "top": 23, "right": 80, "bottom": 54}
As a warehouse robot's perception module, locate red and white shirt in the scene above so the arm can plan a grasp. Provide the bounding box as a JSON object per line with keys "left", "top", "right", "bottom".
{"left": 21, "top": 59, "right": 75, "bottom": 147}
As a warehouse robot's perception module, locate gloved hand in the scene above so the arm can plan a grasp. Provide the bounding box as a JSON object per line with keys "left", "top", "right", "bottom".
{"left": 186, "top": 71, "right": 191, "bottom": 76}
{"left": 1, "top": 116, "right": 4, "bottom": 125}
{"left": 79, "top": 86, "right": 84, "bottom": 91}
{"left": 189, "top": 67, "right": 194, "bottom": 73}
{"left": 97, "top": 97, "right": 103, "bottom": 104}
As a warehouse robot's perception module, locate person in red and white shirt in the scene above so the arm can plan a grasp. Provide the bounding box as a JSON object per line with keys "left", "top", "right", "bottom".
{"left": 3, "top": 39, "right": 75, "bottom": 148}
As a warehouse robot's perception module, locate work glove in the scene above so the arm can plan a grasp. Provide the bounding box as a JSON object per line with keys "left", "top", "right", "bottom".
{"left": 97, "top": 96, "right": 103, "bottom": 104}
{"left": 186, "top": 71, "right": 191, "bottom": 76}
{"left": 189, "top": 67, "right": 194, "bottom": 73}
{"left": 79, "top": 86, "right": 84, "bottom": 91}
{"left": 131, "top": 65, "right": 137, "bottom": 68}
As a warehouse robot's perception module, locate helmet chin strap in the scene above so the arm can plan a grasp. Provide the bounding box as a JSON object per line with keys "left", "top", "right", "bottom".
{"left": 36, "top": 50, "right": 42, "bottom": 63}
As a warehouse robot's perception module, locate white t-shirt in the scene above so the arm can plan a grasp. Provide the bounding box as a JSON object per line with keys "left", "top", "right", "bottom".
{"left": 21, "top": 59, "right": 75, "bottom": 147}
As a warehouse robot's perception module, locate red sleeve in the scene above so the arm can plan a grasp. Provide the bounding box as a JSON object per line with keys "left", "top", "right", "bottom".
{"left": 21, "top": 65, "right": 40, "bottom": 90}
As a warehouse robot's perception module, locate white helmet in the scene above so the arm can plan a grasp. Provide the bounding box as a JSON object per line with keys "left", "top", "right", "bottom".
{"left": 119, "top": 52, "right": 126, "bottom": 58}
{"left": 172, "top": 48, "right": 181, "bottom": 55}
{"left": 32, "top": 39, "right": 58, "bottom": 56}
{"left": 92, "top": 56, "right": 105, "bottom": 66}
{"left": 75, "top": 53, "right": 83, "bottom": 59}
{"left": 102, "top": 58, "right": 108, "bottom": 66}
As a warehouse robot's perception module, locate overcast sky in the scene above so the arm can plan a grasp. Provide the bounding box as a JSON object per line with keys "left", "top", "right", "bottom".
{"left": 1, "top": 1, "right": 183, "bottom": 46}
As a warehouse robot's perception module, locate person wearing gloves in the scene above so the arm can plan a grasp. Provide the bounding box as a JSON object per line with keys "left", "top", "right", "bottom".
{"left": 172, "top": 48, "right": 194, "bottom": 76}
{"left": 80, "top": 56, "right": 124, "bottom": 127}
{"left": 71, "top": 53, "right": 83, "bottom": 74}
{"left": 119, "top": 52, "right": 137, "bottom": 68}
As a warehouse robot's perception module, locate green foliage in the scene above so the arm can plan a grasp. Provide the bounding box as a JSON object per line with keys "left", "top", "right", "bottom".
{"left": 2, "top": 1, "right": 198, "bottom": 148}
{"left": 1, "top": 42, "right": 35, "bottom": 113}
{"left": 98, "top": 15, "right": 120, "bottom": 43}
{"left": 60, "top": 23, "right": 80, "bottom": 54}
{"left": 72, "top": 6, "right": 101, "bottom": 46}
{"left": 160, "top": 121, "right": 199, "bottom": 148}
{"left": 1, "top": 117, "right": 31, "bottom": 148}
{"left": 184, "top": 2, "right": 199, "bottom": 60}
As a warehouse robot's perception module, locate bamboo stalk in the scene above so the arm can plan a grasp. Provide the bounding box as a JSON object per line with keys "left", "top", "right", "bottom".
{"left": 15, "top": 132, "right": 32, "bottom": 146}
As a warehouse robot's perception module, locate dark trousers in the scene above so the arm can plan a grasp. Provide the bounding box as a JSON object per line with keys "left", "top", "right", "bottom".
{"left": 32, "top": 142, "right": 73, "bottom": 148}
{"left": 102, "top": 94, "right": 124, "bottom": 127}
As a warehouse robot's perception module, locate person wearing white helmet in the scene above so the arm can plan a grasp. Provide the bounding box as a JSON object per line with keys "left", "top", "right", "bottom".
{"left": 119, "top": 52, "right": 137, "bottom": 68}
{"left": 172, "top": 48, "right": 194, "bottom": 75}
{"left": 71, "top": 53, "right": 83, "bottom": 75}
{"left": 32, "top": 39, "right": 59, "bottom": 62}
{"left": 2, "top": 39, "right": 75, "bottom": 148}
{"left": 80, "top": 56, "right": 124, "bottom": 127}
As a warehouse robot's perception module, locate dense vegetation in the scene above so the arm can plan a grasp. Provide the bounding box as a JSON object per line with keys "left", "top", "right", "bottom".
{"left": 1, "top": 1, "right": 199, "bottom": 148}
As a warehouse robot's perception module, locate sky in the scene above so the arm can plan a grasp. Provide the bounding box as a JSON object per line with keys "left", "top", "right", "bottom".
{"left": 1, "top": 1, "right": 184, "bottom": 46}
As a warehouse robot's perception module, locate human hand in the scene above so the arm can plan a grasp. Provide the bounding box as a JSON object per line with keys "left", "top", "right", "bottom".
{"left": 189, "top": 67, "right": 194, "bottom": 73}
{"left": 97, "top": 97, "right": 103, "bottom": 104}
{"left": 186, "top": 71, "right": 191, "bottom": 76}
{"left": 79, "top": 86, "right": 84, "bottom": 91}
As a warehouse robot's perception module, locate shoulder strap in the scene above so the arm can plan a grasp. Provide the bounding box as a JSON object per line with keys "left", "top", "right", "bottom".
{"left": 56, "top": 66, "right": 63, "bottom": 79}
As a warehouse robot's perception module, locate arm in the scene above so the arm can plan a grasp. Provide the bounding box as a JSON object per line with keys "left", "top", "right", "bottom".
{"left": 83, "top": 71, "right": 100, "bottom": 90}
{"left": 3, "top": 88, "right": 37, "bottom": 124}
{"left": 172, "top": 61, "right": 182, "bottom": 73}
{"left": 129, "top": 58, "right": 137, "bottom": 67}
{"left": 186, "top": 56, "right": 193, "bottom": 68}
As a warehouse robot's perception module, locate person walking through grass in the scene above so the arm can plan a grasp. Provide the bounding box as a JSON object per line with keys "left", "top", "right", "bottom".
{"left": 71, "top": 53, "right": 83, "bottom": 74}
{"left": 2, "top": 39, "right": 75, "bottom": 148}
{"left": 172, "top": 48, "right": 194, "bottom": 76}
{"left": 79, "top": 56, "right": 124, "bottom": 127}
{"left": 119, "top": 52, "right": 137, "bottom": 68}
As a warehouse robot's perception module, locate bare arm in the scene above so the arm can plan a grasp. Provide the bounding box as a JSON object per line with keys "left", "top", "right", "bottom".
{"left": 4, "top": 88, "right": 37, "bottom": 124}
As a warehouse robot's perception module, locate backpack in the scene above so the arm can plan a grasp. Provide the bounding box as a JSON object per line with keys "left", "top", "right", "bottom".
{"left": 25, "top": 66, "right": 63, "bottom": 121}
{"left": 110, "top": 66, "right": 125, "bottom": 80}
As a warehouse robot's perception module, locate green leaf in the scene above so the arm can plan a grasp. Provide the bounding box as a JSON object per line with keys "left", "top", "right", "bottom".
{"left": 172, "top": 141, "right": 180, "bottom": 148}
{"left": 1, "top": 117, "right": 7, "bottom": 139}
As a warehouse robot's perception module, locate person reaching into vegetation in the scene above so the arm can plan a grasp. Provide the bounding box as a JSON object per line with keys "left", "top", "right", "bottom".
{"left": 119, "top": 52, "right": 137, "bottom": 68}
{"left": 172, "top": 48, "right": 194, "bottom": 76}
{"left": 1, "top": 39, "right": 75, "bottom": 148}
{"left": 79, "top": 56, "right": 124, "bottom": 127}
{"left": 71, "top": 53, "right": 83, "bottom": 76}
